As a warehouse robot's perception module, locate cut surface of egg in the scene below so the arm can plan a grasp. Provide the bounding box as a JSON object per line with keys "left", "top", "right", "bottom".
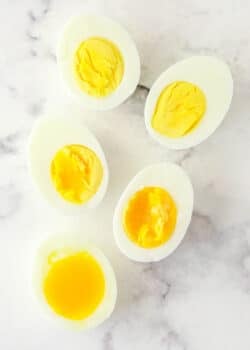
{"left": 33, "top": 234, "right": 117, "bottom": 329}
{"left": 57, "top": 15, "right": 140, "bottom": 110}
{"left": 113, "top": 163, "right": 193, "bottom": 262}
{"left": 28, "top": 115, "right": 108, "bottom": 214}
{"left": 145, "top": 56, "right": 233, "bottom": 149}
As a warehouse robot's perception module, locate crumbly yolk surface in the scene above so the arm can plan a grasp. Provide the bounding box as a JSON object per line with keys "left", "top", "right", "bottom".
{"left": 74, "top": 37, "right": 124, "bottom": 97}
{"left": 43, "top": 252, "right": 105, "bottom": 321}
{"left": 123, "top": 186, "right": 177, "bottom": 248}
{"left": 50, "top": 144, "right": 103, "bottom": 204}
{"left": 151, "top": 81, "right": 206, "bottom": 138}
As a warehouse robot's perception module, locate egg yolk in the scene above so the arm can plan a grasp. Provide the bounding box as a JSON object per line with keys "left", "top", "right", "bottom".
{"left": 123, "top": 186, "right": 177, "bottom": 248}
{"left": 151, "top": 81, "right": 206, "bottom": 138}
{"left": 43, "top": 252, "right": 105, "bottom": 320}
{"left": 50, "top": 144, "right": 103, "bottom": 204}
{"left": 74, "top": 37, "right": 124, "bottom": 97}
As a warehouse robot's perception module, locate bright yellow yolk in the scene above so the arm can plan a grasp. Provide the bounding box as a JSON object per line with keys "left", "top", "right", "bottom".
{"left": 43, "top": 252, "right": 105, "bottom": 320}
{"left": 74, "top": 37, "right": 124, "bottom": 97}
{"left": 50, "top": 144, "right": 103, "bottom": 204}
{"left": 123, "top": 186, "right": 177, "bottom": 248}
{"left": 151, "top": 81, "right": 206, "bottom": 138}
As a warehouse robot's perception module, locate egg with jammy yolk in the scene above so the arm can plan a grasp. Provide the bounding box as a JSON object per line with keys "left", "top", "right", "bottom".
{"left": 33, "top": 234, "right": 117, "bottom": 329}
{"left": 57, "top": 14, "right": 140, "bottom": 110}
{"left": 113, "top": 163, "right": 193, "bottom": 262}
{"left": 28, "top": 115, "right": 108, "bottom": 214}
{"left": 145, "top": 56, "right": 233, "bottom": 149}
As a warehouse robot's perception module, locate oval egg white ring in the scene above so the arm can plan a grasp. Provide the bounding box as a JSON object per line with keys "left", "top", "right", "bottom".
{"left": 28, "top": 115, "right": 109, "bottom": 214}
{"left": 145, "top": 56, "right": 233, "bottom": 149}
{"left": 113, "top": 163, "right": 194, "bottom": 262}
{"left": 33, "top": 234, "right": 117, "bottom": 330}
{"left": 57, "top": 15, "right": 140, "bottom": 111}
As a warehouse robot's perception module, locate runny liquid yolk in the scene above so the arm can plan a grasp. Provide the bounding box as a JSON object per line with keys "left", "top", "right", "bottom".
{"left": 50, "top": 144, "right": 103, "bottom": 204}
{"left": 151, "top": 81, "right": 206, "bottom": 138}
{"left": 123, "top": 186, "right": 177, "bottom": 248}
{"left": 43, "top": 252, "right": 105, "bottom": 320}
{"left": 74, "top": 37, "right": 124, "bottom": 97}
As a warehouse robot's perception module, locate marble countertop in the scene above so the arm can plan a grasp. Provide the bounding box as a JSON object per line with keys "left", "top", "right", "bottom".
{"left": 1, "top": 0, "right": 250, "bottom": 349}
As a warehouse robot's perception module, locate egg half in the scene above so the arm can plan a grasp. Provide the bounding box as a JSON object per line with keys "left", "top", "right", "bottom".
{"left": 28, "top": 115, "right": 108, "bottom": 214}
{"left": 57, "top": 14, "right": 140, "bottom": 110}
{"left": 145, "top": 56, "right": 233, "bottom": 149}
{"left": 33, "top": 234, "right": 117, "bottom": 329}
{"left": 113, "top": 163, "right": 193, "bottom": 262}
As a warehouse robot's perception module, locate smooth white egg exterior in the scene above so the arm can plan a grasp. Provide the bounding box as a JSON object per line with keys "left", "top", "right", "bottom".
{"left": 145, "top": 56, "right": 233, "bottom": 149}
{"left": 57, "top": 15, "right": 140, "bottom": 111}
{"left": 113, "top": 163, "right": 194, "bottom": 262}
{"left": 28, "top": 115, "right": 109, "bottom": 214}
{"left": 33, "top": 234, "right": 117, "bottom": 330}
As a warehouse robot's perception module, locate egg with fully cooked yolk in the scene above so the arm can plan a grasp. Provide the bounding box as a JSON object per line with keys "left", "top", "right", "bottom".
{"left": 113, "top": 163, "right": 193, "bottom": 262}
{"left": 33, "top": 235, "right": 117, "bottom": 329}
{"left": 57, "top": 14, "right": 140, "bottom": 110}
{"left": 28, "top": 115, "right": 108, "bottom": 214}
{"left": 145, "top": 56, "right": 233, "bottom": 149}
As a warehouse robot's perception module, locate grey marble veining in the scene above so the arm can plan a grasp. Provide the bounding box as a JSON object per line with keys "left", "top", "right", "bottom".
{"left": 1, "top": 1, "right": 250, "bottom": 349}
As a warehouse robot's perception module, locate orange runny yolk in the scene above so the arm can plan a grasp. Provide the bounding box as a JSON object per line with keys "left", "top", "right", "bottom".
{"left": 43, "top": 252, "right": 105, "bottom": 320}
{"left": 123, "top": 186, "right": 177, "bottom": 248}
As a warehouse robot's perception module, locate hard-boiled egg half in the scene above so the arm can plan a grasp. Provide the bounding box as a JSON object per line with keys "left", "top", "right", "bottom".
{"left": 113, "top": 163, "right": 193, "bottom": 262}
{"left": 28, "top": 115, "right": 108, "bottom": 214}
{"left": 57, "top": 15, "right": 140, "bottom": 110}
{"left": 33, "top": 234, "right": 117, "bottom": 329}
{"left": 145, "top": 56, "right": 233, "bottom": 149}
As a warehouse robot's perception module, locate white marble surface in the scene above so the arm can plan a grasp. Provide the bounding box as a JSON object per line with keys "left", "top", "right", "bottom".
{"left": 1, "top": 0, "right": 250, "bottom": 349}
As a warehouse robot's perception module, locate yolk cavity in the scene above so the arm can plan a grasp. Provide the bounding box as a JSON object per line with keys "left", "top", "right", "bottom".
{"left": 123, "top": 186, "right": 177, "bottom": 248}
{"left": 151, "top": 81, "right": 206, "bottom": 138}
{"left": 50, "top": 144, "right": 103, "bottom": 204}
{"left": 43, "top": 252, "right": 105, "bottom": 321}
{"left": 74, "top": 37, "right": 124, "bottom": 97}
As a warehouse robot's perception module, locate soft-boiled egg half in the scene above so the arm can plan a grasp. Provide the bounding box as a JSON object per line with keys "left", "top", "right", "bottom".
{"left": 57, "top": 15, "right": 140, "bottom": 110}
{"left": 145, "top": 56, "right": 233, "bottom": 149}
{"left": 113, "top": 163, "right": 193, "bottom": 262}
{"left": 33, "top": 234, "right": 117, "bottom": 329}
{"left": 28, "top": 115, "right": 108, "bottom": 214}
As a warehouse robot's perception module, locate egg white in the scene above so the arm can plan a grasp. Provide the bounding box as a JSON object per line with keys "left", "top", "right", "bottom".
{"left": 28, "top": 115, "right": 109, "bottom": 214}
{"left": 145, "top": 56, "right": 233, "bottom": 149}
{"left": 113, "top": 163, "right": 194, "bottom": 262}
{"left": 57, "top": 14, "right": 140, "bottom": 111}
{"left": 33, "top": 234, "right": 117, "bottom": 330}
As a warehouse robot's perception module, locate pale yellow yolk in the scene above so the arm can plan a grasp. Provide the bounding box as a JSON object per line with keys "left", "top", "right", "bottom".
{"left": 123, "top": 186, "right": 177, "bottom": 248}
{"left": 151, "top": 81, "right": 206, "bottom": 138}
{"left": 74, "top": 37, "right": 124, "bottom": 97}
{"left": 43, "top": 252, "right": 105, "bottom": 320}
{"left": 50, "top": 144, "right": 103, "bottom": 204}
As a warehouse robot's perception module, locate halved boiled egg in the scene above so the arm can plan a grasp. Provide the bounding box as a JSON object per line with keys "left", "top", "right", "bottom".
{"left": 145, "top": 56, "right": 233, "bottom": 149}
{"left": 113, "top": 163, "right": 193, "bottom": 262}
{"left": 57, "top": 15, "right": 140, "bottom": 110}
{"left": 28, "top": 115, "right": 108, "bottom": 214}
{"left": 33, "top": 234, "right": 117, "bottom": 329}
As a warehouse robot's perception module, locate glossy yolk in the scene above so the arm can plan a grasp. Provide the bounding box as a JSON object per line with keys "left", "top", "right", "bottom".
{"left": 151, "top": 81, "right": 206, "bottom": 138}
{"left": 50, "top": 144, "right": 103, "bottom": 204}
{"left": 123, "top": 186, "right": 177, "bottom": 248}
{"left": 43, "top": 252, "right": 105, "bottom": 320}
{"left": 74, "top": 37, "right": 124, "bottom": 97}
